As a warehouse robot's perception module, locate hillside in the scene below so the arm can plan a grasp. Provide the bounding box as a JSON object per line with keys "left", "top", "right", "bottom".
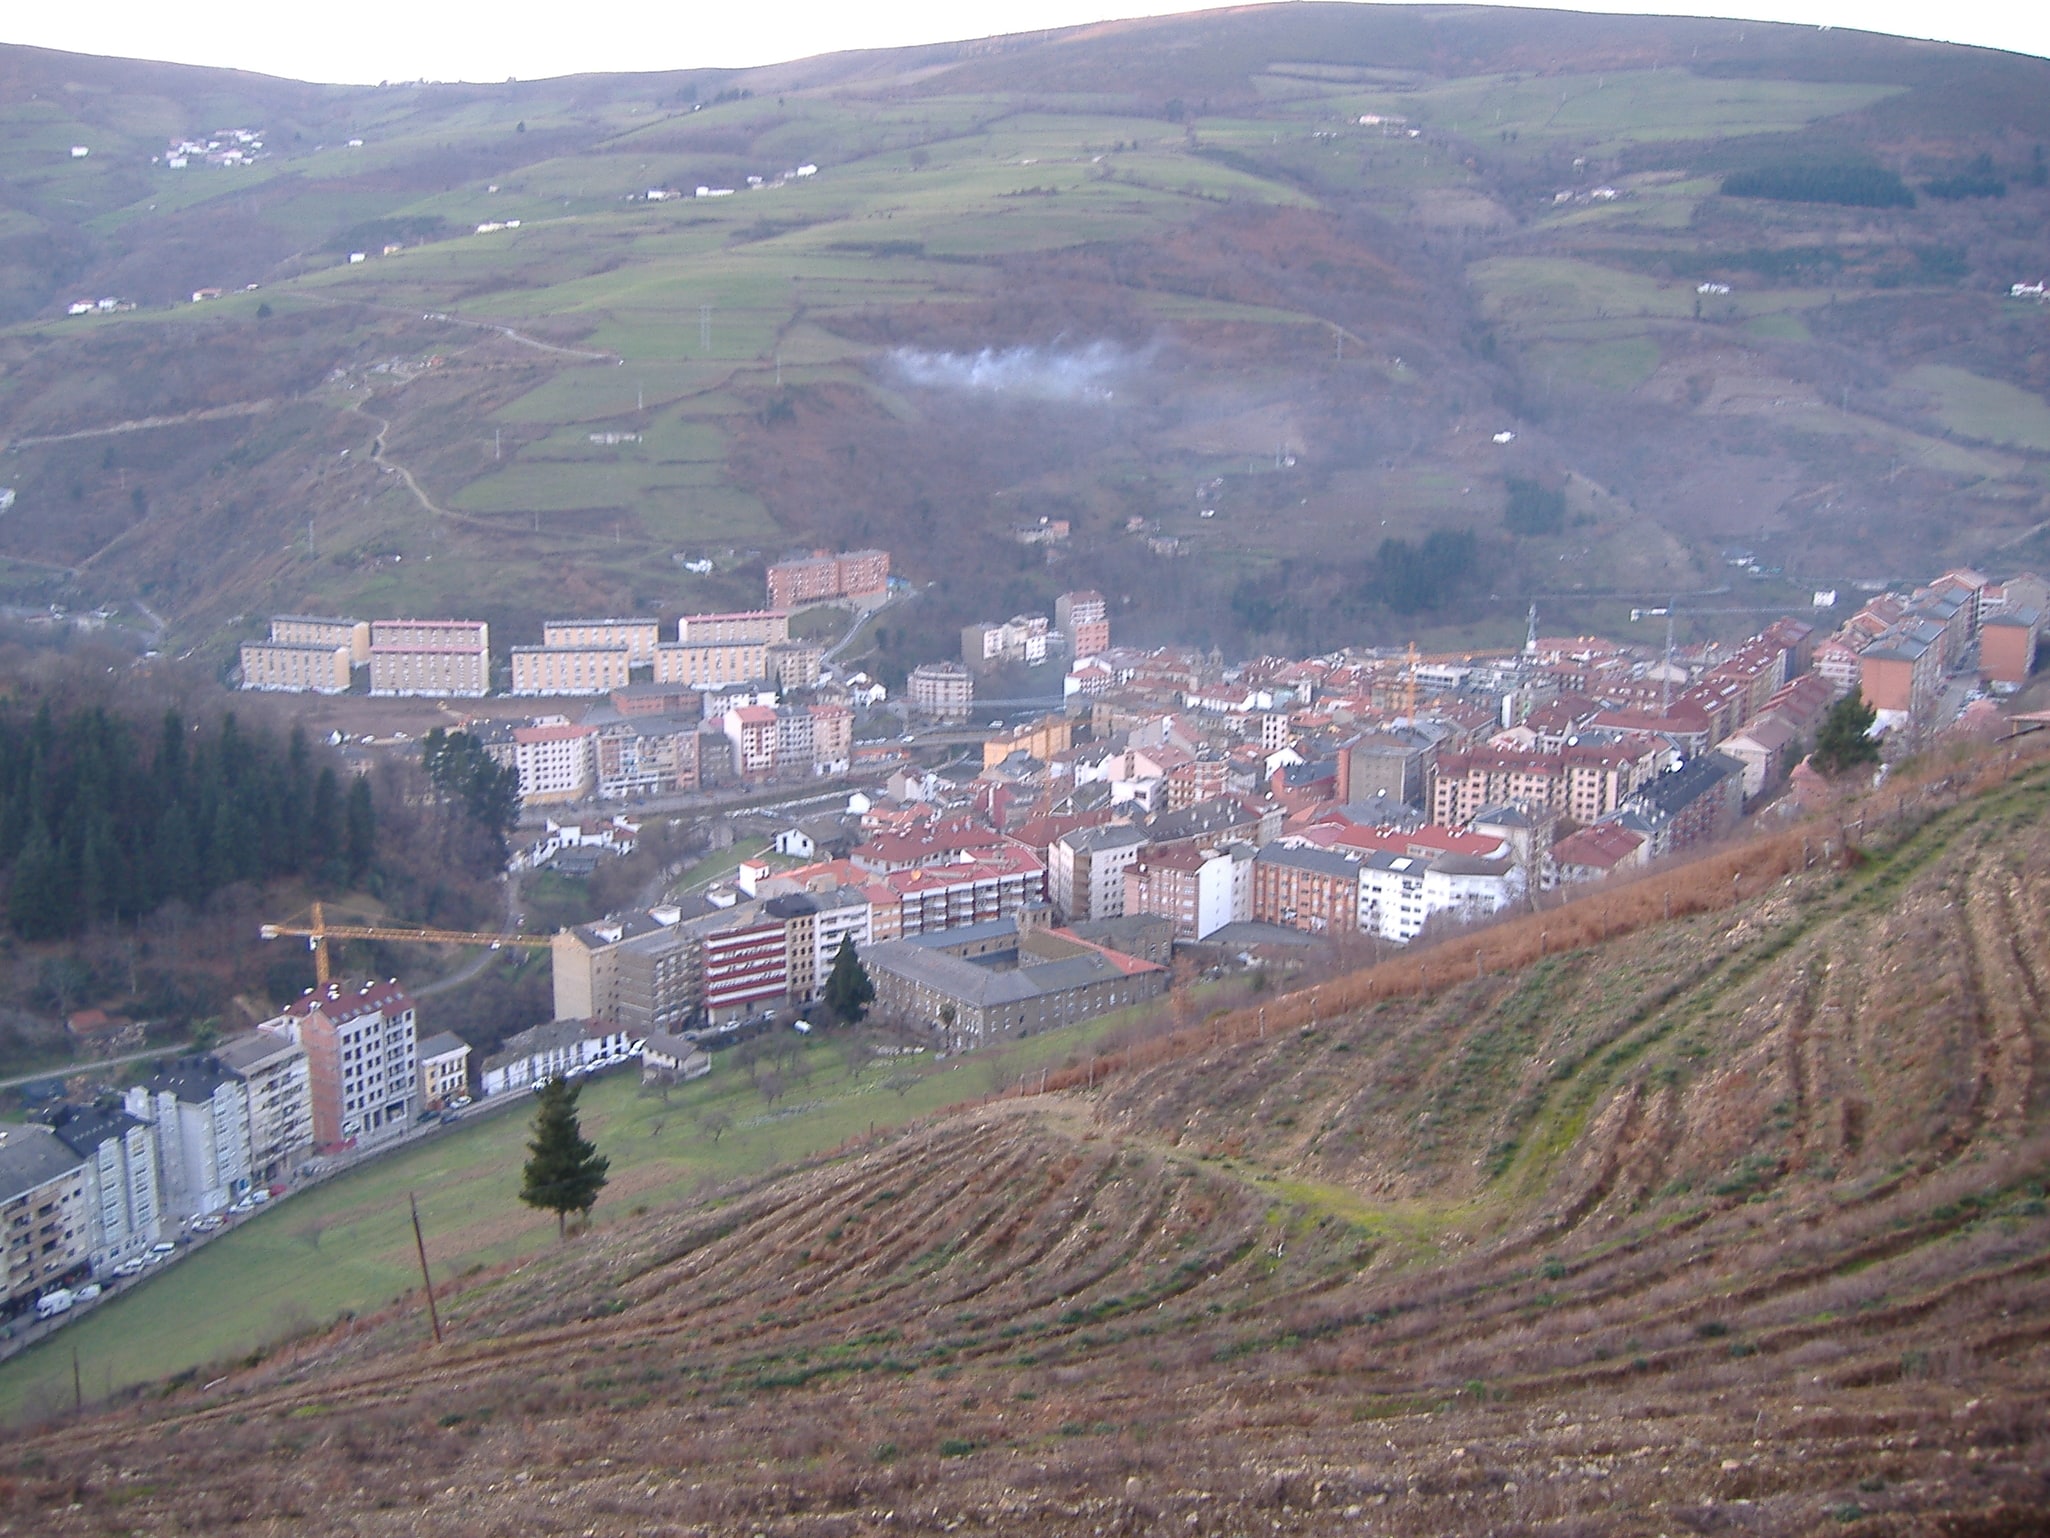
{"left": 5, "top": 749, "right": 2046, "bottom": 1533}
{"left": 2, "top": 7, "right": 2049, "bottom": 674}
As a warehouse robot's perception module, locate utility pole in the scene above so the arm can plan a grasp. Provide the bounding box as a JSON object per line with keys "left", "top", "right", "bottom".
{"left": 410, "top": 1192, "right": 444, "bottom": 1345}
{"left": 494, "top": 427, "right": 501, "bottom": 460}
{"left": 699, "top": 304, "right": 712, "bottom": 352}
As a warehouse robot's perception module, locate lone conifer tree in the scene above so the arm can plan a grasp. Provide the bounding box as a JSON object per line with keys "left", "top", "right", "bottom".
{"left": 821, "top": 935, "right": 875, "bottom": 1024}
{"left": 1811, "top": 691, "right": 1881, "bottom": 779}
{"left": 520, "top": 1078, "right": 610, "bottom": 1236}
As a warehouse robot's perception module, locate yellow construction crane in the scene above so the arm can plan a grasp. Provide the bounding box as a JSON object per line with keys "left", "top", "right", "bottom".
{"left": 260, "top": 901, "right": 552, "bottom": 987}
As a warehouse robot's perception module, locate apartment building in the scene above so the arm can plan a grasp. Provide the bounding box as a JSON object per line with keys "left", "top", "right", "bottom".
{"left": 1123, "top": 841, "right": 1251, "bottom": 940}
{"left": 1056, "top": 590, "right": 1110, "bottom": 656}
{"left": 725, "top": 705, "right": 779, "bottom": 778}
{"left": 653, "top": 640, "right": 767, "bottom": 689}
{"left": 264, "top": 980, "right": 419, "bottom": 1151}
{"left": 677, "top": 610, "right": 791, "bottom": 645}
{"left": 908, "top": 661, "right": 973, "bottom": 721}
{"left": 1251, "top": 844, "right": 1362, "bottom": 935}
{"left": 512, "top": 722, "right": 598, "bottom": 804}
{"left": 765, "top": 640, "right": 825, "bottom": 691}
{"left": 48, "top": 1105, "right": 161, "bottom": 1272}
{"left": 213, "top": 1030, "right": 312, "bottom": 1184}
{"left": 368, "top": 619, "right": 491, "bottom": 697}
{"left": 510, "top": 645, "right": 632, "bottom": 696}
{"left": 269, "top": 615, "right": 371, "bottom": 662}
{"left": 239, "top": 639, "right": 353, "bottom": 693}
{"left": 767, "top": 549, "right": 889, "bottom": 610}
{"left": 543, "top": 617, "right": 660, "bottom": 663}
{"left": 1049, "top": 824, "right": 1146, "bottom": 922}
{"left": 592, "top": 714, "right": 701, "bottom": 798}
{"left": 863, "top": 922, "right": 1165, "bottom": 1049}
{"left": 0, "top": 1125, "right": 92, "bottom": 1309}
{"left": 124, "top": 1059, "right": 252, "bottom": 1217}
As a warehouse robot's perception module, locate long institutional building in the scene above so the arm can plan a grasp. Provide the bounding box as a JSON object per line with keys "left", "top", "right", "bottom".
{"left": 369, "top": 619, "right": 491, "bottom": 697}
{"left": 239, "top": 615, "right": 370, "bottom": 694}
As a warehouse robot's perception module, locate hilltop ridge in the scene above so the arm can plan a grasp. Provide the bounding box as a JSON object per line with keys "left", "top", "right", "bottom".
{"left": 4, "top": 745, "right": 2047, "bottom": 1534}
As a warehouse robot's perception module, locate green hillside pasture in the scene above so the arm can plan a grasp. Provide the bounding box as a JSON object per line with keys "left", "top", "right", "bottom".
{"left": 495, "top": 362, "right": 738, "bottom": 425}
{"left": 521, "top": 416, "right": 724, "bottom": 464}
{"left": 0, "top": 1005, "right": 1192, "bottom": 1425}
{"left": 450, "top": 458, "right": 723, "bottom": 513}
{"left": 1471, "top": 257, "right": 1838, "bottom": 337}
{"left": 1525, "top": 335, "right": 1662, "bottom": 392}
{"left": 1908, "top": 365, "right": 2050, "bottom": 453}
{"left": 1332, "top": 71, "right": 1902, "bottom": 153}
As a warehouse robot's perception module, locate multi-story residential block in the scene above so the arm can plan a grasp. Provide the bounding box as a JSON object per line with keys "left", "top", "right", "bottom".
{"left": 767, "top": 549, "right": 889, "bottom": 610}
{"left": 47, "top": 1106, "right": 160, "bottom": 1273}
{"left": 1619, "top": 752, "right": 1745, "bottom": 858}
{"left": 1859, "top": 630, "right": 1941, "bottom": 727}
{"left": 779, "top": 888, "right": 872, "bottom": 1005}
{"left": 765, "top": 640, "right": 825, "bottom": 691}
{"left": 592, "top": 714, "right": 701, "bottom": 798}
{"left": 908, "top": 661, "right": 973, "bottom": 720}
{"left": 262, "top": 980, "right": 419, "bottom": 1151}
{"left": 512, "top": 722, "right": 597, "bottom": 804}
{"left": 678, "top": 610, "right": 791, "bottom": 645}
{"left": 368, "top": 619, "right": 491, "bottom": 697}
{"left": 725, "top": 704, "right": 779, "bottom": 778}
{"left": 1359, "top": 850, "right": 1429, "bottom": 942}
{"left": 239, "top": 640, "right": 353, "bottom": 693}
{"left": 269, "top": 615, "right": 371, "bottom": 663}
{"left": 0, "top": 1125, "right": 91, "bottom": 1308}
{"left": 1055, "top": 590, "right": 1110, "bottom": 657}
{"left": 124, "top": 1059, "right": 252, "bottom": 1217}
{"left": 1252, "top": 844, "right": 1362, "bottom": 935}
{"left": 1981, "top": 608, "right": 2041, "bottom": 691}
{"left": 1123, "top": 841, "right": 1251, "bottom": 940}
{"left": 774, "top": 705, "right": 816, "bottom": 775}
{"left": 543, "top": 617, "right": 660, "bottom": 663}
{"left": 983, "top": 714, "right": 1073, "bottom": 770}
{"left": 553, "top": 907, "right": 696, "bottom": 1036}
{"left": 700, "top": 907, "right": 790, "bottom": 1024}
{"left": 653, "top": 640, "right": 767, "bottom": 689}
{"left": 417, "top": 1032, "right": 472, "bottom": 1108}
{"left": 1049, "top": 823, "right": 1146, "bottom": 923}
{"left": 213, "top": 1030, "right": 312, "bottom": 1184}
{"left": 510, "top": 645, "right": 632, "bottom": 696}
{"left": 809, "top": 701, "right": 853, "bottom": 774}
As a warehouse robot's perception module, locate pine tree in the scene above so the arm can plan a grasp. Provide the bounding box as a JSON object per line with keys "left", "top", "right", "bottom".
{"left": 1811, "top": 691, "right": 1881, "bottom": 779}
{"left": 821, "top": 935, "right": 875, "bottom": 1025}
{"left": 520, "top": 1078, "right": 610, "bottom": 1237}
{"left": 345, "top": 777, "right": 377, "bottom": 883}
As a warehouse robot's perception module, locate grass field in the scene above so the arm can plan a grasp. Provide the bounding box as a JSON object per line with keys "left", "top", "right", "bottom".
{"left": 0, "top": 985, "right": 1248, "bottom": 1425}
{"left": 1908, "top": 364, "right": 2050, "bottom": 453}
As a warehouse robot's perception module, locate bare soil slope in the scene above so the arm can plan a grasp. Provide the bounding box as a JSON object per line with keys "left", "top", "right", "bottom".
{"left": 4, "top": 762, "right": 2048, "bottom": 1534}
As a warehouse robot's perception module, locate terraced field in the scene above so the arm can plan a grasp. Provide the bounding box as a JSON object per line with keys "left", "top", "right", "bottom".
{"left": 4, "top": 758, "right": 2046, "bottom": 1535}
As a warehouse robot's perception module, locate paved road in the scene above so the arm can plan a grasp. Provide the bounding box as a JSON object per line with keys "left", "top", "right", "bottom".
{"left": 0, "top": 1043, "right": 193, "bottom": 1091}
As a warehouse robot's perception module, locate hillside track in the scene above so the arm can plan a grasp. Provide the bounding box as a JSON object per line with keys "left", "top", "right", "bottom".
{"left": 8, "top": 768, "right": 2050, "bottom": 1534}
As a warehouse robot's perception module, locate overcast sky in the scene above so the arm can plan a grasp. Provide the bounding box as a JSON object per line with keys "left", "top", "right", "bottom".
{"left": 7, "top": 0, "right": 2044, "bottom": 85}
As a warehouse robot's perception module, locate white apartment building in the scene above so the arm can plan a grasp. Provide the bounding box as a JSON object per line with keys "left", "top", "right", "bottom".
{"left": 215, "top": 1030, "right": 313, "bottom": 1184}
{"left": 512, "top": 722, "right": 598, "bottom": 804}
{"left": 49, "top": 1105, "right": 162, "bottom": 1272}
{"left": 125, "top": 1059, "right": 253, "bottom": 1217}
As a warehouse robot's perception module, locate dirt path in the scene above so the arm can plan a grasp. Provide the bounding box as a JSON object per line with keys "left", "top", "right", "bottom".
{"left": 3, "top": 399, "right": 276, "bottom": 452}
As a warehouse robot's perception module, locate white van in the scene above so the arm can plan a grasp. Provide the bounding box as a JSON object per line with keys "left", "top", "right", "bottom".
{"left": 35, "top": 1290, "right": 74, "bottom": 1321}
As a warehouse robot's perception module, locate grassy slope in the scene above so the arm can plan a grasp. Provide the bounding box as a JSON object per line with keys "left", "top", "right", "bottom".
{"left": 2, "top": 752, "right": 2045, "bottom": 1531}
{"left": 0, "top": 985, "right": 1229, "bottom": 1423}
{"left": 6, "top": 11, "right": 2049, "bottom": 662}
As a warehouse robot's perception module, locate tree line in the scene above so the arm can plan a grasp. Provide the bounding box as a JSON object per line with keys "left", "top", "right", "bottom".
{"left": 0, "top": 703, "right": 373, "bottom": 941}
{"left": 1721, "top": 164, "right": 1914, "bottom": 209}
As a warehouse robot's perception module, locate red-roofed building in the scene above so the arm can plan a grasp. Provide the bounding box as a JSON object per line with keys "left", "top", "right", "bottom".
{"left": 1553, "top": 822, "right": 1649, "bottom": 883}
{"left": 263, "top": 980, "right": 418, "bottom": 1150}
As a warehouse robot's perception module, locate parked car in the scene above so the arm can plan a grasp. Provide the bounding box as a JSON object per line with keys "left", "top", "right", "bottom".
{"left": 112, "top": 1258, "right": 145, "bottom": 1277}
{"left": 249, "top": 1187, "right": 270, "bottom": 1204}
{"left": 74, "top": 1283, "right": 102, "bottom": 1302}
{"left": 191, "top": 1214, "right": 224, "bottom": 1233}
{"left": 449, "top": 1095, "right": 472, "bottom": 1110}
